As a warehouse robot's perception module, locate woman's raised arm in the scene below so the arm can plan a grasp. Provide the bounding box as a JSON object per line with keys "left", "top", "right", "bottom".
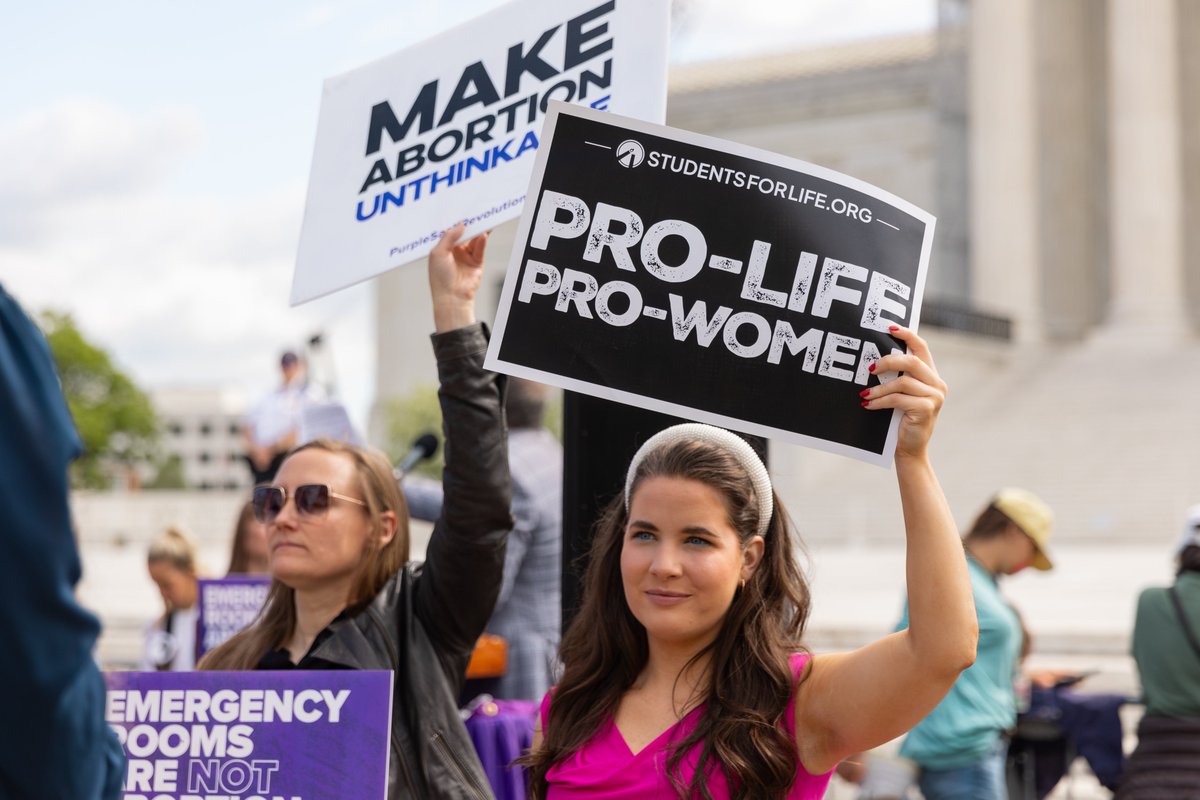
{"left": 414, "top": 223, "right": 514, "bottom": 664}
{"left": 792, "top": 326, "right": 977, "bottom": 775}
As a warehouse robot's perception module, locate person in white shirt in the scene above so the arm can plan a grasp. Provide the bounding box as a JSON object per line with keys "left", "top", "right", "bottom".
{"left": 243, "top": 350, "right": 320, "bottom": 483}
{"left": 142, "top": 526, "right": 201, "bottom": 671}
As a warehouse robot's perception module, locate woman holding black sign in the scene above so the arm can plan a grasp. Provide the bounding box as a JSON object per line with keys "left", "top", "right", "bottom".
{"left": 200, "top": 223, "right": 513, "bottom": 800}
{"left": 526, "top": 327, "right": 976, "bottom": 799}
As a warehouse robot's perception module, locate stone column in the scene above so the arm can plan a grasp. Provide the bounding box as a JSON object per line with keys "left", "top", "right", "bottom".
{"left": 931, "top": 0, "right": 971, "bottom": 305}
{"left": 1105, "top": 0, "right": 1185, "bottom": 337}
{"left": 368, "top": 220, "right": 517, "bottom": 443}
{"left": 1034, "top": 0, "right": 1109, "bottom": 341}
{"left": 968, "top": 0, "right": 1042, "bottom": 342}
{"left": 1180, "top": 0, "right": 1200, "bottom": 334}
{"left": 369, "top": 267, "right": 438, "bottom": 443}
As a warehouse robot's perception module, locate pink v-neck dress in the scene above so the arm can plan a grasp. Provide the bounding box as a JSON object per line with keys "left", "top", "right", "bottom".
{"left": 541, "top": 653, "right": 833, "bottom": 798}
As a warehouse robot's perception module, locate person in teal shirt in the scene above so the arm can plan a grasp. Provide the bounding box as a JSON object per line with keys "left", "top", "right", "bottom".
{"left": 897, "top": 488, "right": 1055, "bottom": 800}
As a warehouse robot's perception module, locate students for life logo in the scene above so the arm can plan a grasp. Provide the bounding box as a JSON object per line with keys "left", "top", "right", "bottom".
{"left": 616, "top": 139, "right": 645, "bottom": 168}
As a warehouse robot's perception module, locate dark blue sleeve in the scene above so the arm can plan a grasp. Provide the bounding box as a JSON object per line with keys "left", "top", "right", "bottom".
{"left": 0, "top": 285, "right": 125, "bottom": 799}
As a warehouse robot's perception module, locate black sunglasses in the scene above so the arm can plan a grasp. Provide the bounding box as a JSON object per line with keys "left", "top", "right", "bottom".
{"left": 252, "top": 484, "right": 367, "bottom": 524}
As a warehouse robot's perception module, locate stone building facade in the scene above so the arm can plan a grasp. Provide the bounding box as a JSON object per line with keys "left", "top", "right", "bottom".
{"left": 372, "top": 0, "right": 1200, "bottom": 546}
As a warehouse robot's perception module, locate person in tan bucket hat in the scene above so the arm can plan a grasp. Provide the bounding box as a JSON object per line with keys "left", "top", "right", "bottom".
{"left": 892, "top": 488, "right": 1058, "bottom": 800}
{"left": 979, "top": 489, "right": 1056, "bottom": 575}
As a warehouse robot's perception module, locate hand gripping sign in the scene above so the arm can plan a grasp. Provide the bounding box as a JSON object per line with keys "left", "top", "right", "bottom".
{"left": 485, "top": 103, "right": 936, "bottom": 466}
{"left": 291, "top": 0, "right": 669, "bottom": 305}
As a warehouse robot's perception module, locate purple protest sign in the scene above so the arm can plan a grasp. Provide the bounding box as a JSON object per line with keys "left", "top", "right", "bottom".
{"left": 196, "top": 576, "right": 271, "bottom": 660}
{"left": 105, "top": 670, "right": 391, "bottom": 800}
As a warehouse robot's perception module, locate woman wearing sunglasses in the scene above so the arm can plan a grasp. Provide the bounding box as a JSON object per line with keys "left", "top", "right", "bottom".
{"left": 200, "top": 223, "right": 512, "bottom": 800}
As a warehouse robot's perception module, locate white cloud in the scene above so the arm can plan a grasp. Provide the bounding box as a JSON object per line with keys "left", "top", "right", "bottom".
{"left": 0, "top": 101, "right": 376, "bottom": 432}
{"left": 0, "top": 100, "right": 202, "bottom": 202}
{"left": 361, "top": 0, "right": 508, "bottom": 50}
{"left": 0, "top": 100, "right": 204, "bottom": 244}
{"left": 294, "top": 3, "right": 340, "bottom": 31}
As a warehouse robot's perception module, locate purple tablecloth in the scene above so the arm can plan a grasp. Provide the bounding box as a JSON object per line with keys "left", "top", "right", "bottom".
{"left": 466, "top": 699, "right": 537, "bottom": 800}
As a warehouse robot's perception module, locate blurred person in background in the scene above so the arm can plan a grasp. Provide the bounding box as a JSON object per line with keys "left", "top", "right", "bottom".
{"left": 142, "top": 526, "right": 201, "bottom": 671}
{"left": 895, "top": 488, "right": 1055, "bottom": 800}
{"left": 227, "top": 500, "right": 270, "bottom": 575}
{"left": 0, "top": 284, "right": 124, "bottom": 799}
{"left": 1116, "top": 506, "right": 1200, "bottom": 798}
{"left": 242, "top": 349, "right": 320, "bottom": 484}
{"left": 403, "top": 376, "right": 563, "bottom": 701}
{"left": 488, "top": 377, "right": 562, "bottom": 701}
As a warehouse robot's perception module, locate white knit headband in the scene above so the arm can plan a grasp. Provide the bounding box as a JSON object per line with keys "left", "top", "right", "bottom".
{"left": 624, "top": 423, "right": 774, "bottom": 538}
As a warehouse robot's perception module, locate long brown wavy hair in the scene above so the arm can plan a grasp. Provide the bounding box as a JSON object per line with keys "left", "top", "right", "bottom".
{"left": 199, "top": 438, "right": 409, "bottom": 670}
{"left": 525, "top": 437, "right": 812, "bottom": 799}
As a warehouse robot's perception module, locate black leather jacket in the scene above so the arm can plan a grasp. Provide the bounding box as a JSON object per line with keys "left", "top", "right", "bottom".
{"left": 305, "top": 324, "right": 512, "bottom": 799}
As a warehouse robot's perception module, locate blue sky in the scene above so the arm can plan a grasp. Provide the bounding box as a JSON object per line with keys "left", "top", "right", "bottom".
{"left": 0, "top": 0, "right": 934, "bottom": 434}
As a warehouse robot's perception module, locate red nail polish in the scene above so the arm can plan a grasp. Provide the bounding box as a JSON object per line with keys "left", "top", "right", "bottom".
{"left": 859, "top": 389, "right": 870, "bottom": 398}
{"left": 868, "top": 363, "right": 876, "bottom": 373}
{"left": 860, "top": 400, "right": 870, "bottom": 408}
{"left": 888, "top": 324, "right": 900, "bottom": 332}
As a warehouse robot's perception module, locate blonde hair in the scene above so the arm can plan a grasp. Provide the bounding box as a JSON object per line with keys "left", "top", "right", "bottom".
{"left": 147, "top": 526, "right": 198, "bottom": 573}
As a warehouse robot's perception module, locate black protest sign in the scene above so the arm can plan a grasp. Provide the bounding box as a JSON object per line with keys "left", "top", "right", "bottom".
{"left": 485, "top": 103, "right": 935, "bottom": 465}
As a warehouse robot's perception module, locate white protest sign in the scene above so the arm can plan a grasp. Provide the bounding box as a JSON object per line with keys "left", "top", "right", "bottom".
{"left": 485, "top": 103, "right": 936, "bottom": 467}
{"left": 291, "top": 0, "right": 670, "bottom": 304}
{"left": 299, "top": 400, "right": 363, "bottom": 446}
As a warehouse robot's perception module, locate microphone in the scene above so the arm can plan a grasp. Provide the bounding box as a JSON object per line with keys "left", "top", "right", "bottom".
{"left": 394, "top": 433, "right": 439, "bottom": 480}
